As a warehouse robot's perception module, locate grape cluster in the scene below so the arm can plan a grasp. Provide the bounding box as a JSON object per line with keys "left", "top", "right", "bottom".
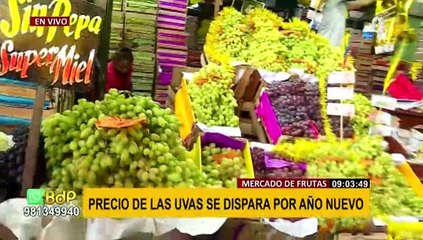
{"left": 250, "top": 147, "right": 304, "bottom": 178}
{"left": 329, "top": 116, "right": 354, "bottom": 138}
{"left": 205, "top": 8, "right": 354, "bottom": 139}
{"left": 267, "top": 80, "right": 323, "bottom": 138}
{"left": 42, "top": 89, "right": 204, "bottom": 195}
{"left": 0, "top": 127, "right": 46, "bottom": 202}
{"left": 274, "top": 136, "right": 423, "bottom": 231}
{"left": 346, "top": 94, "right": 375, "bottom": 136}
{"left": 189, "top": 64, "right": 239, "bottom": 127}
{"left": 201, "top": 143, "right": 249, "bottom": 188}
{"left": 0, "top": 128, "right": 28, "bottom": 201}
{"left": 205, "top": 8, "right": 353, "bottom": 74}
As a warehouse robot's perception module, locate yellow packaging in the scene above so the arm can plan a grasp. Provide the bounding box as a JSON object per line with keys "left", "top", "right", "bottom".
{"left": 190, "top": 136, "right": 202, "bottom": 170}
{"left": 174, "top": 78, "right": 195, "bottom": 140}
{"left": 387, "top": 219, "right": 423, "bottom": 240}
{"left": 396, "top": 162, "right": 423, "bottom": 197}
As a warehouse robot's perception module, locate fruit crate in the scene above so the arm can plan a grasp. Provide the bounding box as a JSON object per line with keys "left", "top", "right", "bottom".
{"left": 158, "top": 0, "right": 187, "bottom": 14}
{"left": 110, "top": 0, "right": 158, "bottom": 97}
{"left": 236, "top": 101, "right": 268, "bottom": 143}
{"left": 256, "top": 78, "right": 324, "bottom": 144}
{"left": 165, "top": 66, "right": 200, "bottom": 111}
{"left": 174, "top": 78, "right": 242, "bottom": 141}
{"left": 154, "top": 0, "right": 188, "bottom": 105}
{"left": 190, "top": 133, "right": 255, "bottom": 178}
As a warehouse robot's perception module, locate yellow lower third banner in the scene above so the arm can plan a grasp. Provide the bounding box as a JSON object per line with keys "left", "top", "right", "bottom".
{"left": 82, "top": 188, "right": 370, "bottom": 218}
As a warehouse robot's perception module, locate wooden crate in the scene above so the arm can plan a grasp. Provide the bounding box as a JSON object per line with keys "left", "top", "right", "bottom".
{"left": 337, "top": 233, "right": 387, "bottom": 240}
{"left": 236, "top": 102, "right": 267, "bottom": 143}
{"left": 233, "top": 67, "right": 265, "bottom": 102}
{"left": 165, "top": 85, "right": 177, "bottom": 111}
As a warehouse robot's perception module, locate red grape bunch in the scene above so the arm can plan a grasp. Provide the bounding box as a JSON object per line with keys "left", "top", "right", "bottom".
{"left": 250, "top": 147, "right": 305, "bottom": 178}
{"left": 267, "top": 80, "right": 323, "bottom": 138}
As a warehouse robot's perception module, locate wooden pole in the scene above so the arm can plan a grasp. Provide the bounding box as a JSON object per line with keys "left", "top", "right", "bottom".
{"left": 214, "top": 0, "right": 222, "bottom": 17}
{"left": 97, "top": 0, "right": 114, "bottom": 99}
{"left": 340, "top": 83, "right": 344, "bottom": 140}
{"left": 22, "top": 86, "right": 46, "bottom": 195}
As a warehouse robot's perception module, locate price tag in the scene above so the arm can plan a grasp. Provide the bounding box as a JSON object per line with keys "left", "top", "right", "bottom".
{"left": 289, "top": 68, "right": 305, "bottom": 76}
{"left": 369, "top": 125, "right": 393, "bottom": 136}
{"left": 375, "top": 44, "right": 395, "bottom": 54}
{"left": 315, "top": 12, "right": 323, "bottom": 22}
{"left": 328, "top": 72, "right": 356, "bottom": 84}
{"left": 306, "top": 9, "right": 316, "bottom": 19}
{"left": 371, "top": 95, "right": 398, "bottom": 110}
{"left": 327, "top": 103, "right": 355, "bottom": 117}
{"left": 182, "top": 72, "right": 195, "bottom": 81}
{"left": 327, "top": 87, "right": 354, "bottom": 100}
{"left": 369, "top": 110, "right": 398, "bottom": 126}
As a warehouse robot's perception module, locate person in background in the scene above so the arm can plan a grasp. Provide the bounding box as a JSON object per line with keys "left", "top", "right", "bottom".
{"left": 105, "top": 47, "right": 134, "bottom": 93}
{"left": 318, "top": 0, "right": 376, "bottom": 47}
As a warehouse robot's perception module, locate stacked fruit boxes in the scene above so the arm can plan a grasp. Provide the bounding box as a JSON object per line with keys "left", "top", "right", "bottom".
{"left": 370, "top": 57, "right": 390, "bottom": 94}
{"left": 155, "top": 0, "right": 189, "bottom": 105}
{"left": 371, "top": 58, "right": 410, "bottom": 94}
{"left": 186, "top": 16, "right": 202, "bottom": 67}
{"left": 109, "top": 1, "right": 124, "bottom": 59}
{"left": 125, "top": 0, "right": 158, "bottom": 97}
{"left": 109, "top": 0, "right": 158, "bottom": 97}
{"left": 354, "top": 35, "right": 374, "bottom": 94}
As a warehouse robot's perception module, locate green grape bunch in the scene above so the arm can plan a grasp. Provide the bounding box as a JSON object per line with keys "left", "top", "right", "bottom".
{"left": 274, "top": 136, "right": 423, "bottom": 231}
{"left": 42, "top": 89, "right": 205, "bottom": 195}
{"left": 189, "top": 64, "right": 239, "bottom": 127}
{"left": 201, "top": 143, "right": 249, "bottom": 188}
{"left": 346, "top": 93, "right": 375, "bottom": 136}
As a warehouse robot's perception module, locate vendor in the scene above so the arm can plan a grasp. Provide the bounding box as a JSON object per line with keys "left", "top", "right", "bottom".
{"left": 105, "top": 47, "right": 134, "bottom": 93}
{"left": 318, "top": 0, "right": 376, "bottom": 46}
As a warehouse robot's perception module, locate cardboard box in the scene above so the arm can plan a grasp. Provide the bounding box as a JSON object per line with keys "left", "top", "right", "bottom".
{"left": 191, "top": 134, "right": 255, "bottom": 177}
{"left": 233, "top": 66, "right": 266, "bottom": 102}
{"left": 171, "top": 66, "right": 201, "bottom": 88}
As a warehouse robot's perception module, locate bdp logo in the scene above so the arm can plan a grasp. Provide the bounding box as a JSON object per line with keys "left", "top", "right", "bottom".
{"left": 26, "top": 189, "right": 76, "bottom": 205}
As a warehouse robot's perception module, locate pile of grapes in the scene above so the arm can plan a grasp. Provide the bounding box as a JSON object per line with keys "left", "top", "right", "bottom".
{"left": 0, "top": 127, "right": 45, "bottom": 202}
{"left": 201, "top": 143, "right": 248, "bottom": 188}
{"left": 251, "top": 147, "right": 304, "bottom": 178}
{"left": 206, "top": 8, "right": 353, "bottom": 75}
{"left": 346, "top": 93, "right": 375, "bottom": 136}
{"left": 42, "top": 89, "right": 204, "bottom": 195}
{"left": 206, "top": 7, "right": 354, "bottom": 139}
{"left": 273, "top": 136, "right": 423, "bottom": 231}
{"left": 267, "top": 80, "right": 323, "bottom": 138}
{"left": 188, "top": 64, "right": 239, "bottom": 127}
